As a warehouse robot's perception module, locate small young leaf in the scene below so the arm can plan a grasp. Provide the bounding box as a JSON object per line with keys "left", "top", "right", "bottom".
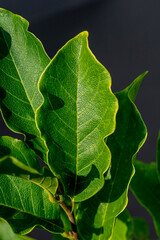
{"left": 76, "top": 73, "right": 147, "bottom": 239}
{"left": 0, "top": 218, "right": 34, "bottom": 240}
{"left": 0, "top": 8, "right": 50, "bottom": 159}
{"left": 36, "top": 31, "right": 118, "bottom": 202}
{"left": 130, "top": 160, "right": 160, "bottom": 238}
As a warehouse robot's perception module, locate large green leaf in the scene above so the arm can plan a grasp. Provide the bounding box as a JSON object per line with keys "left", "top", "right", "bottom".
{"left": 0, "top": 136, "right": 58, "bottom": 201}
{"left": 36, "top": 31, "right": 118, "bottom": 201}
{"left": 130, "top": 160, "right": 160, "bottom": 238}
{"left": 0, "top": 218, "right": 34, "bottom": 240}
{"left": 76, "top": 73, "right": 147, "bottom": 239}
{"left": 0, "top": 8, "right": 50, "bottom": 159}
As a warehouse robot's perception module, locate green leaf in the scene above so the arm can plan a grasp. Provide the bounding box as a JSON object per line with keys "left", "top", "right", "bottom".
{"left": 0, "top": 174, "right": 64, "bottom": 233}
{"left": 111, "top": 210, "right": 150, "bottom": 240}
{"left": 76, "top": 73, "right": 147, "bottom": 239}
{"left": 36, "top": 31, "right": 118, "bottom": 201}
{"left": 0, "top": 136, "right": 58, "bottom": 201}
{"left": 0, "top": 8, "right": 50, "bottom": 159}
{"left": 130, "top": 160, "right": 160, "bottom": 238}
{"left": 0, "top": 218, "right": 34, "bottom": 240}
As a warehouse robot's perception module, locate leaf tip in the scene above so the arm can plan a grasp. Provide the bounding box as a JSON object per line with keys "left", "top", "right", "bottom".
{"left": 75, "top": 31, "right": 89, "bottom": 43}
{"left": 126, "top": 71, "right": 148, "bottom": 102}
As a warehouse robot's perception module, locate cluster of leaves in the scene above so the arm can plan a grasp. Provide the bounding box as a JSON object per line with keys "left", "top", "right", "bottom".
{"left": 0, "top": 8, "right": 159, "bottom": 240}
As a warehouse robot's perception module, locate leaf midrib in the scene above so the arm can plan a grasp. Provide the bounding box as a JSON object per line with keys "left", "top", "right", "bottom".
{"left": 74, "top": 38, "right": 83, "bottom": 197}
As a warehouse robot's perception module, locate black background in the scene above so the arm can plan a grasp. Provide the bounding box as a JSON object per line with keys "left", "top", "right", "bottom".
{"left": 0, "top": 0, "right": 160, "bottom": 239}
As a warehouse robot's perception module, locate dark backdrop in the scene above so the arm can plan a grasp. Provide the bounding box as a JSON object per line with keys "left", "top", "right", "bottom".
{"left": 0, "top": 0, "right": 160, "bottom": 239}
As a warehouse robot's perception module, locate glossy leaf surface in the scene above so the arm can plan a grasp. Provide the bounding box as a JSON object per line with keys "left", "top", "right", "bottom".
{"left": 76, "top": 73, "right": 147, "bottom": 239}
{"left": 130, "top": 160, "right": 160, "bottom": 238}
{"left": 0, "top": 218, "right": 34, "bottom": 240}
{"left": 36, "top": 32, "right": 118, "bottom": 201}
{"left": 0, "top": 8, "right": 50, "bottom": 159}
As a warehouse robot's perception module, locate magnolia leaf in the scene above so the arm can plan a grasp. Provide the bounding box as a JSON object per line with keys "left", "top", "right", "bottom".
{"left": 0, "top": 8, "right": 50, "bottom": 159}
{"left": 76, "top": 73, "right": 147, "bottom": 239}
{"left": 0, "top": 218, "right": 34, "bottom": 240}
{"left": 0, "top": 136, "right": 58, "bottom": 201}
{"left": 130, "top": 160, "right": 160, "bottom": 238}
{"left": 36, "top": 31, "right": 118, "bottom": 201}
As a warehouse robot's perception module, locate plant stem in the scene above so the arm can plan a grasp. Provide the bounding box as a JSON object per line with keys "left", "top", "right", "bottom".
{"left": 60, "top": 202, "right": 79, "bottom": 240}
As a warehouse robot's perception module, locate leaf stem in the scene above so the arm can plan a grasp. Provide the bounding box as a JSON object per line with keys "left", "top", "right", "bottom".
{"left": 60, "top": 201, "right": 79, "bottom": 240}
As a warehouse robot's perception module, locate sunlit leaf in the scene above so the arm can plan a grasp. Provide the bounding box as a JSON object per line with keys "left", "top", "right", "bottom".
{"left": 36, "top": 31, "right": 118, "bottom": 201}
